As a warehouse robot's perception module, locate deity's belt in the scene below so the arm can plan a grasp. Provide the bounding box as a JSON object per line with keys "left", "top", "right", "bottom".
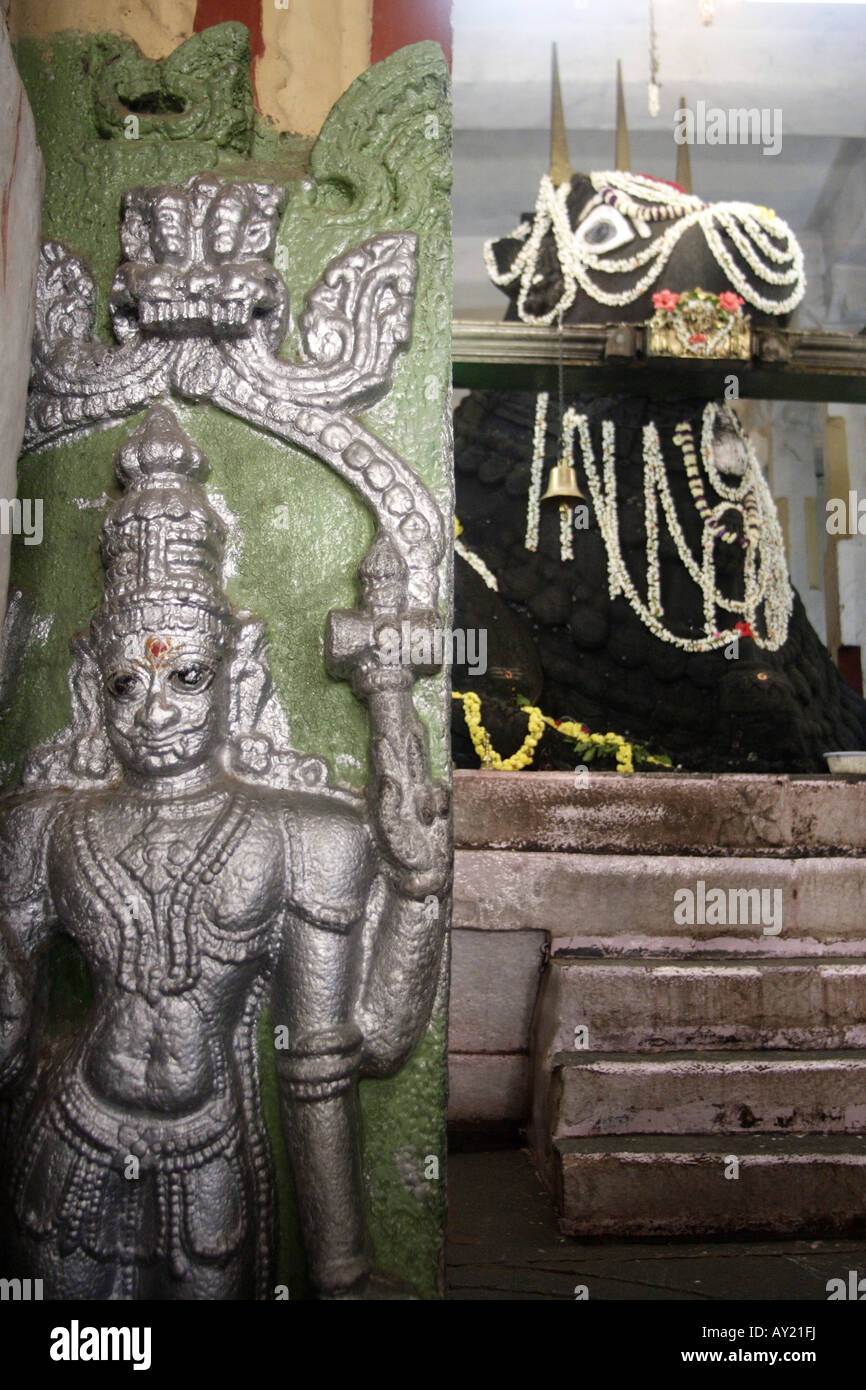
{"left": 54, "top": 1071, "right": 241, "bottom": 1172}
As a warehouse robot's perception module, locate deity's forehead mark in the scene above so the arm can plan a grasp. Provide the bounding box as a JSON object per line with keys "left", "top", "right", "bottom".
{"left": 95, "top": 623, "right": 228, "bottom": 673}
{"left": 145, "top": 635, "right": 172, "bottom": 668}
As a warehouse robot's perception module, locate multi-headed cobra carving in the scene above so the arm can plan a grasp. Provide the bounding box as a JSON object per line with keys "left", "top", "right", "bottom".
{"left": 0, "top": 175, "right": 451, "bottom": 1299}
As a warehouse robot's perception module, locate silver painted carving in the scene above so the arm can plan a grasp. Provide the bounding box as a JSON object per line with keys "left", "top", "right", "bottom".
{"left": 1, "top": 175, "right": 451, "bottom": 1300}
{"left": 27, "top": 174, "right": 444, "bottom": 608}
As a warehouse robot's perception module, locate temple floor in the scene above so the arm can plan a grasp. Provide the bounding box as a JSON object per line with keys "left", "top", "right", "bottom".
{"left": 446, "top": 1143, "right": 866, "bottom": 1301}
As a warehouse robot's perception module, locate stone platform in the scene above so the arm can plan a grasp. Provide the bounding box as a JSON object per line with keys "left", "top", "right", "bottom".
{"left": 447, "top": 1145, "right": 866, "bottom": 1299}
{"left": 450, "top": 770, "right": 866, "bottom": 1237}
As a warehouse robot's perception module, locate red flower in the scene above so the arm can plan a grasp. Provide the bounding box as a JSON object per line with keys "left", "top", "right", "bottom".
{"left": 718, "top": 291, "right": 745, "bottom": 313}
{"left": 652, "top": 289, "right": 680, "bottom": 312}
{"left": 734, "top": 620, "right": 755, "bottom": 639}
{"left": 689, "top": 332, "right": 707, "bottom": 345}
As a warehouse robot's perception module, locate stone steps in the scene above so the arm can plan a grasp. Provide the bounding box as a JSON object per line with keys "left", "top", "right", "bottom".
{"left": 539, "top": 958, "right": 866, "bottom": 1053}
{"left": 450, "top": 771, "right": 866, "bottom": 1235}
{"left": 549, "top": 1051, "right": 866, "bottom": 1136}
{"left": 552, "top": 1135, "right": 866, "bottom": 1239}
{"left": 453, "top": 770, "right": 866, "bottom": 859}
{"left": 531, "top": 954, "right": 866, "bottom": 1233}
{"left": 454, "top": 851, "right": 866, "bottom": 952}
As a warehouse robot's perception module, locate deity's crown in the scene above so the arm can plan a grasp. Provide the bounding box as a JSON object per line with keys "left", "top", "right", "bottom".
{"left": 91, "top": 406, "right": 232, "bottom": 647}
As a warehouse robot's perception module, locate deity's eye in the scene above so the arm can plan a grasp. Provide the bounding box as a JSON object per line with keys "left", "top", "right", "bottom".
{"left": 106, "top": 671, "right": 143, "bottom": 701}
{"left": 574, "top": 204, "right": 635, "bottom": 256}
{"left": 169, "top": 664, "right": 215, "bottom": 693}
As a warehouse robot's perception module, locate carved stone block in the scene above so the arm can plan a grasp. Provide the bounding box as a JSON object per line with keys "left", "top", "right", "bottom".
{"left": 1, "top": 30, "right": 452, "bottom": 1299}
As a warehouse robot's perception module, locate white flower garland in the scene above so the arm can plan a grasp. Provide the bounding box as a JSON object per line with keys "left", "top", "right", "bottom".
{"left": 559, "top": 503, "right": 574, "bottom": 562}
{"left": 455, "top": 536, "right": 499, "bottom": 591}
{"left": 484, "top": 171, "right": 806, "bottom": 319}
{"left": 525, "top": 390, "right": 549, "bottom": 550}
{"left": 700, "top": 400, "right": 749, "bottom": 500}
{"left": 567, "top": 407, "right": 792, "bottom": 652}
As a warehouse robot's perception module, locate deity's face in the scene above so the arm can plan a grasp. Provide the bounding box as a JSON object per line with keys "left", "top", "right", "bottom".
{"left": 205, "top": 189, "right": 248, "bottom": 261}
{"left": 98, "top": 627, "right": 227, "bottom": 780}
{"left": 151, "top": 197, "right": 191, "bottom": 266}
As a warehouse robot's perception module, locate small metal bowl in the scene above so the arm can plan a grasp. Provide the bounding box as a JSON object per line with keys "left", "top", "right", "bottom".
{"left": 824, "top": 751, "right": 866, "bottom": 774}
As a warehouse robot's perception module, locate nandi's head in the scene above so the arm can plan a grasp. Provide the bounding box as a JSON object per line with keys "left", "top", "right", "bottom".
{"left": 485, "top": 67, "right": 806, "bottom": 330}
{"left": 487, "top": 169, "right": 805, "bottom": 328}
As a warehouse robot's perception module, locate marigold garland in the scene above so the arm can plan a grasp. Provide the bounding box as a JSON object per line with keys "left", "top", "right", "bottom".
{"left": 452, "top": 691, "right": 672, "bottom": 774}
{"left": 451, "top": 690, "right": 545, "bottom": 770}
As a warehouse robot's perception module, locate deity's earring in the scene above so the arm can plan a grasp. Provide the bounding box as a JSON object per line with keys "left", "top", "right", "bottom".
{"left": 229, "top": 733, "right": 274, "bottom": 778}
{"left": 69, "top": 638, "right": 114, "bottom": 779}
{"left": 72, "top": 733, "right": 113, "bottom": 780}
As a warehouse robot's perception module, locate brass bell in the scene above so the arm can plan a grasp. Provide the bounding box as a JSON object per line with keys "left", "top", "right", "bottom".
{"left": 541, "top": 461, "right": 586, "bottom": 503}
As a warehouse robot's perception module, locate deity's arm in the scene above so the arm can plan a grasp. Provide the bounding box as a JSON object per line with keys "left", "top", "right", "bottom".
{"left": 273, "top": 794, "right": 447, "bottom": 1079}
{"left": 353, "top": 873, "right": 449, "bottom": 1079}
{"left": 322, "top": 539, "right": 452, "bottom": 1075}
{"left": 0, "top": 789, "right": 58, "bottom": 1092}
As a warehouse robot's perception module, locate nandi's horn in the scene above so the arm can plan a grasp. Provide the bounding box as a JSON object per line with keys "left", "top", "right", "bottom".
{"left": 549, "top": 43, "right": 572, "bottom": 186}
{"left": 676, "top": 96, "right": 693, "bottom": 193}
{"left": 615, "top": 60, "right": 631, "bottom": 171}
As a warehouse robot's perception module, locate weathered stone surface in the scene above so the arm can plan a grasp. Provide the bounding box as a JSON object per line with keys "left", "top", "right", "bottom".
{"left": 454, "top": 850, "right": 866, "bottom": 954}
{"left": 449, "top": 928, "right": 545, "bottom": 1053}
{"left": 555, "top": 1135, "right": 866, "bottom": 1238}
{"left": 453, "top": 770, "right": 866, "bottom": 857}
{"left": 0, "top": 24, "right": 42, "bottom": 624}
{"left": 447, "top": 1055, "right": 529, "bottom": 1126}
{"left": 448, "top": 1148, "right": 866, "bottom": 1300}
{"left": 551, "top": 1052, "right": 866, "bottom": 1137}
{"left": 539, "top": 959, "right": 866, "bottom": 1053}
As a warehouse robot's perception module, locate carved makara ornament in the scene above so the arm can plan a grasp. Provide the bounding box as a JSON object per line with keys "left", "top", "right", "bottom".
{"left": 28, "top": 173, "right": 443, "bottom": 608}
{"left": 0, "top": 176, "right": 450, "bottom": 1299}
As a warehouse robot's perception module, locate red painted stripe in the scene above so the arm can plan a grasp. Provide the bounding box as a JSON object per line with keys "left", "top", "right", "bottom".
{"left": 839, "top": 645, "right": 864, "bottom": 697}
{"left": 371, "top": 0, "right": 452, "bottom": 68}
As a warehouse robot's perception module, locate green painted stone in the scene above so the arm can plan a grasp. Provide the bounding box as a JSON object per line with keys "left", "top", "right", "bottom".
{"left": 3, "top": 25, "right": 452, "bottom": 1299}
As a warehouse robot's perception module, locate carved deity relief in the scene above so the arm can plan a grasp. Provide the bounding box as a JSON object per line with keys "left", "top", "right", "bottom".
{"left": 0, "top": 172, "right": 451, "bottom": 1299}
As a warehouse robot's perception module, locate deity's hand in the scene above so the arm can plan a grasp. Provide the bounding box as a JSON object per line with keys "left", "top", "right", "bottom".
{"left": 326, "top": 544, "right": 451, "bottom": 900}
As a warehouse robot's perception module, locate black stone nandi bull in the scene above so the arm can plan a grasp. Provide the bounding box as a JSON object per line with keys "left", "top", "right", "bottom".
{"left": 452, "top": 96, "right": 866, "bottom": 774}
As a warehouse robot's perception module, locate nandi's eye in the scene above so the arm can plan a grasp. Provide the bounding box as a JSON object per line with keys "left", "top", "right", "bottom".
{"left": 574, "top": 203, "right": 635, "bottom": 255}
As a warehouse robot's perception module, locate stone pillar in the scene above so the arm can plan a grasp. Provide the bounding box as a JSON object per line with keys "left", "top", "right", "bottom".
{"left": 2, "top": 23, "right": 452, "bottom": 1298}
{"left": 0, "top": 18, "right": 42, "bottom": 628}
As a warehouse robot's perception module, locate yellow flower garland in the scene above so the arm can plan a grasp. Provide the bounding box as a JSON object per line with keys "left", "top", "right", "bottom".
{"left": 451, "top": 690, "right": 545, "bottom": 770}
{"left": 542, "top": 716, "right": 635, "bottom": 773}
{"left": 452, "top": 691, "right": 671, "bottom": 774}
